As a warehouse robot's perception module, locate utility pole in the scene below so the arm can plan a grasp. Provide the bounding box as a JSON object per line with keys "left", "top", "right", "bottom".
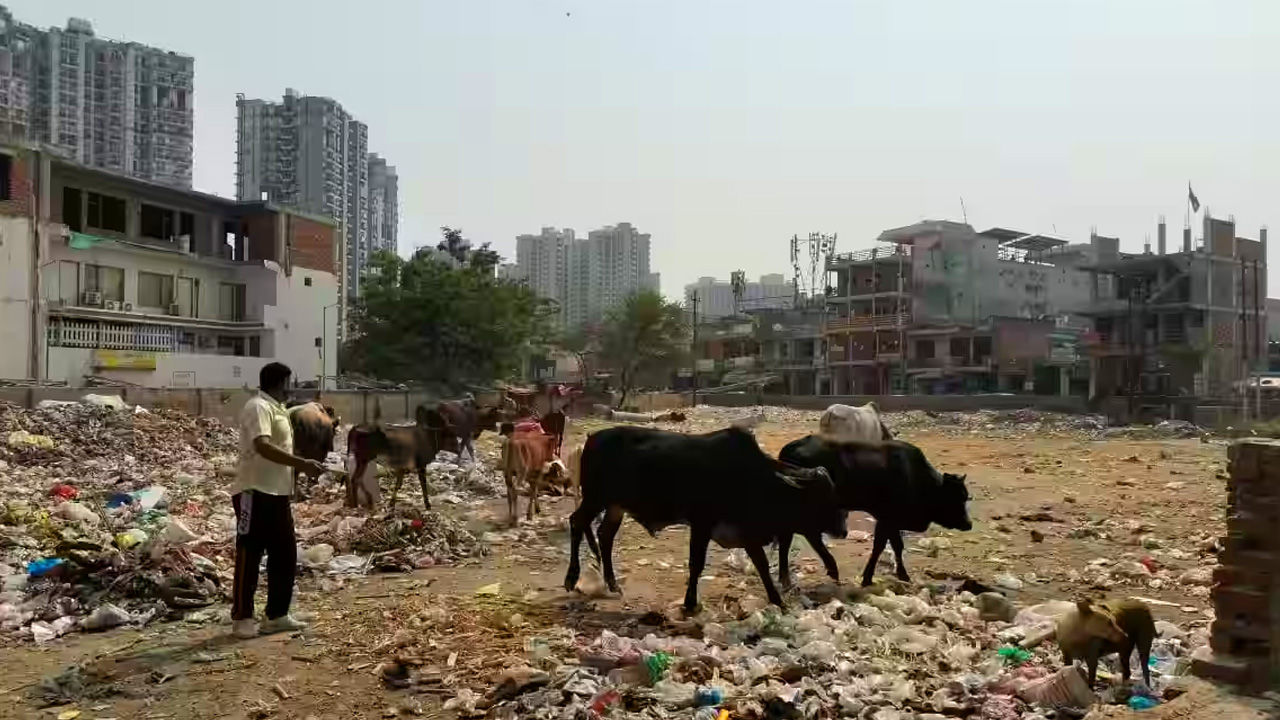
{"left": 690, "top": 291, "right": 699, "bottom": 408}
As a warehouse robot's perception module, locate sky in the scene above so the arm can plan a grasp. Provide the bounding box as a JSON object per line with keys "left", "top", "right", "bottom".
{"left": 15, "top": 0, "right": 1280, "bottom": 298}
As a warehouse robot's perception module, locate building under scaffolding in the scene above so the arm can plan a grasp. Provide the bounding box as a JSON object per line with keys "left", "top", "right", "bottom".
{"left": 1080, "top": 216, "right": 1267, "bottom": 417}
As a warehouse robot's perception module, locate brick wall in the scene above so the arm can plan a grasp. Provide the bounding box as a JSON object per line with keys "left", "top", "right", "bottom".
{"left": 243, "top": 214, "right": 279, "bottom": 265}
{"left": 288, "top": 215, "right": 335, "bottom": 274}
{"left": 1192, "top": 438, "right": 1280, "bottom": 691}
{"left": 0, "top": 152, "right": 33, "bottom": 217}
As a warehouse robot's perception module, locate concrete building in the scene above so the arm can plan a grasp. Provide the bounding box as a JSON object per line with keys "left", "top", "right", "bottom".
{"left": 565, "top": 222, "right": 656, "bottom": 328}
{"left": 752, "top": 306, "right": 825, "bottom": 395}
{"left": 1081, "top": 216, "right": 1268, "bottom": 404}
{"left": 236, "top": 91, "right": 392, "bottom": 323}
{"left": 0, "top": 6, "right": 194, "bottom": 187}
{"left": 825, "top": 220, "right": 1094, "bottom": 394}
{"left": 0, "top": 143, "right": 340, "bottom": 387}
{"left": 516, "top": 223, "right": 658, "bottom": 329}
{"left": 515, "top": 227, "right": 574, "bottom": 327}
{"left": 684, "top": 274, "right": 794, "bottom": 320}
{"left": 367, "top": 153, "right": 398, "bottom": 257}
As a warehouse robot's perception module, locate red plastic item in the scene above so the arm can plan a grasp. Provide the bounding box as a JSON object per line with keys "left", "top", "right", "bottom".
{"left": 589, "top": 689, "right": 621, "bottom": 716}
{"left": 49, "top": 484, "right": 78, "bottom": 500}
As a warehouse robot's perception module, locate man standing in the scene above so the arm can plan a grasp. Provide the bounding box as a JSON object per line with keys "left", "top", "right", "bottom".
{"left": 232, "top": 362, "right": 326, "bottom": 638}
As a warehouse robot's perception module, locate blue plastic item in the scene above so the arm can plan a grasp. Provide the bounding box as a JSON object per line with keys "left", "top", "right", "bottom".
{"left": 1128, "top": 695, "right": 1159, "bottom": 711}
{"left": 106, "top": 492, "right": 133, "bottom": 508}
{"left": 694, "top": 687, "right": 723, "bottom": 707}
{"left": 27, "top": 558, "right": 64, "bottom": 577}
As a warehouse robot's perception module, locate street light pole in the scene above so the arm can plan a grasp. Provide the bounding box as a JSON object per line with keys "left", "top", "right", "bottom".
{"left": 321, "top": 302, "right": 340, "bottom": 390}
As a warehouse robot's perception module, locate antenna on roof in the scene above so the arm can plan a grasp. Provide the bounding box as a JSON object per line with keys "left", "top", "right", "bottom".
{"left": 960, "top": 197, "right": 969, "bottom": 224}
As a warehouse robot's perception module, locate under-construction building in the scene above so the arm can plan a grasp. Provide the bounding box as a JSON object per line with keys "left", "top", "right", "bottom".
{"left": 236, "top": 91, "right": 395, "bottom": 317}
{"left": 825, "top": 220, "right": 1095, "bottom": 395}
{"left": 1080, "top": 216, "right": 1267, "bottom": 408}
{"left": 0, "top": 5, "right": 194, "bottom": 187}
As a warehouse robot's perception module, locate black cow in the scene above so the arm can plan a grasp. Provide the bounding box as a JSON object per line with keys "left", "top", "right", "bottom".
{"left": 563, "top": 426, "right": 847, "bottom": 611}
{"left": 417, "top": 397, "right": 504, "bottom": 463}
{"left": 346, "top": 418, "right": 459, "bottom": 510}
{"left": 776, "top": 435, "right": 972, "bottom": 588}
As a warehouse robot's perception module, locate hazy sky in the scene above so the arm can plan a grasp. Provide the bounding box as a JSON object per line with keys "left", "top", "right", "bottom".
{"left": 16, "top": 1, "right": 1280, "bottom": 298}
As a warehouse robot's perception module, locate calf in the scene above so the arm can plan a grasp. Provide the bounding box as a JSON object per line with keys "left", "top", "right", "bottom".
{"left": 498, "top": 424, "right": 565, "bottom": 523}
{"left": 419, "top": 398, "right": 503, "bottom": 463}
{"left": 776, "top": 435, "right": 972, "bottom": 588}
{"left": 346, "top": 418, "right": 459, "bottom": 510}
{"left": 818, "top": 402, "right": 894, "bottom": 441}
{"left": 564, "top": 426, "right": 847, "bottom": 611}
{"left": 287, "top": 402, "right": 339, "bottom": 499}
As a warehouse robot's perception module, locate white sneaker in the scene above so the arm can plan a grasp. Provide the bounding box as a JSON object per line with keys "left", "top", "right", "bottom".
{"left": 232, "top": 619, "right": 259, "bottom": 639}
{"left": 259, "top": 615, "right": 308, "bottom": 635}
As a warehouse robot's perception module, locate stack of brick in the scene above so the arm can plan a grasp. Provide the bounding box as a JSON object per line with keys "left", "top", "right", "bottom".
{"left": 1192, "top": 438, "right": 1280, "bottom": 691}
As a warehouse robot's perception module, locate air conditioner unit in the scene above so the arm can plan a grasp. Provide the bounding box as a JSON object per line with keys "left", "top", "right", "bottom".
{"left": 81, "top": 291, "right": 102, "bottom": 307}
{"left": 167, "top": 303, "right": 181, "bottom": 316}
{"left": 123, "top": 303, "right": 133, "bottom": 312}
{"left": 104, "top": 300, "right": 120, "bottom": 311}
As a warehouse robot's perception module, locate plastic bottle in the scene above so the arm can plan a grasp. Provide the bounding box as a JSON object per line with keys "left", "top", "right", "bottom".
{"left": 694, "top": 708, "right": 719, "bottom": 720}
{"left": 589, "top": 689, "right": 621, "bottom": 716}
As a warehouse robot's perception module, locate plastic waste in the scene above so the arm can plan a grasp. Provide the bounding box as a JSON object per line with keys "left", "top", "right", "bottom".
{"left": 645, "top": 651, "right": 673, "bottom": 682}
{"left": 327, "top": 555, "right": 368, "bottom": 575}
{"left": 301, "top": 543, "right": 335, "bottom": 567}
{"left": 161, "top": 519, "right": 199, "bottom": 544}
{"left": 1128, "top": 695, "right": 1159, "bottom": 710}
{"left": 49, "top": 484, "right": 78, "bottom": 500}
{"left": 997, "top": 646, "right": 1032, "bottom": 666}
{"left": 114, "top": 529, "right": 149, "bottom": 550}
{"left": 27, "top": 558, "right": 65, "bottom": 577}
{"left": 81, "top": 393, "right": 127, "bottom": 409}
{"left": 589, "top": 688, "right": 621, "bottom": 715}
{"left": 7, "top": 430, "right": 55, "bottom": 449}
{"left": 993, "top": 573, "right": 1024, "bottom": 590}
{"left": 694, "top": 687, "right": 723, "bottom": 706}
{"left": 1018, "top": 665, "right": 1097, "bottom": 709}
{"left": 54, "top": 501, "right": 99, "bottom": 525}
{"left": 132, "top": 485, "right": 168, "bottom": 511}
{"left": 81, "top": 603, "right": 132, "bottom": 631}
{"left": 885, "top": 626, "right": 938, "bottom": 654}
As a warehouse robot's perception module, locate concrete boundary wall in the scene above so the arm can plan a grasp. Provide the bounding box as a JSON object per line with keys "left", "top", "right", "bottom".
{"left": 0, "top": 387, "right": 1099, "bottom": 424}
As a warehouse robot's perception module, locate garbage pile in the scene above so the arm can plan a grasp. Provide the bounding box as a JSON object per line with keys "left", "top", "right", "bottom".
{"left": 406, "top": 587, "right": 1204, "bottom": 720}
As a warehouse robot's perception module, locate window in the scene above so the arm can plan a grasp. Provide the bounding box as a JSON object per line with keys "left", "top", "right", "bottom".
{"left": 83, "top": 264, "right": 124, "bottom": 303}
{"left": 140, "top": 203, "right": 175, "bottom": 240}
{"left": 137, "top": 271, "right": 174, "bottom": 308}
{"left": 0, "top": 153, "right": 10, "bottom": 201}
{"left": 218, "top": 282, "right": 246, "bottom": 321}
{"left": 86, "top": 191, "right": 126, "bottom": 233}
{"left": 914, "top": 339, "right": 935, "bottom": 360}
{"left": 303, "top": 276, "right": 312, "bottom": 287}
{"left": 217, "top": 336, "right": 246, "bottom": 357}
{"left": 62, "top": 187, "right": 82, "bottom": 231}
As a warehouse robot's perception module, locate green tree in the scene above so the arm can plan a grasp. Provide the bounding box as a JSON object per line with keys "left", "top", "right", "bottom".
{"left": 596, "top": 290, "right": 690, "bottom": 408}
{"left": 342, "top": 248, "right": 554, "bottom": 387}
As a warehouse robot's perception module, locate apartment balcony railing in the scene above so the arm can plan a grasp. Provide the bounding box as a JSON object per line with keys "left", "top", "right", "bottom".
{"left": 825, "top": 312, "right": 911, "bottom": 332}
{"left": 48, "top": 318, "right": 177, "bottom": 352}
{"left": 828, "top": 245, "right": 913, "bottom": 265}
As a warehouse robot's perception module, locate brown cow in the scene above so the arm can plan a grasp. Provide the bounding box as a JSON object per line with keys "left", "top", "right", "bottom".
{"left": 287, "top": 401, "right": 339, "bottom": 499}
{"left": 499, "top": 423, "right": 567, "bottom": 524}
{"left": 346, "top": 418, "right": 459, "bottom": 510}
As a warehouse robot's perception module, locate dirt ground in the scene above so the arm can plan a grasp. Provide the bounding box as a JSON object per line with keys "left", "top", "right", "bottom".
{"left": 0, "top": 417, "right": 1263, "bottom": 720}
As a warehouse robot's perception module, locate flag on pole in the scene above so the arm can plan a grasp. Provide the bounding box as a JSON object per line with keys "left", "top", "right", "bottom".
{"left": 1188, "top": 183, "right": 1201, "bottom": 213}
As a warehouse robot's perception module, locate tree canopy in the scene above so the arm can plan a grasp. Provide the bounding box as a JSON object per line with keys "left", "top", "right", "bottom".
{"left": 342, "top": 232, "right": 554, "bottom": 387}
{"left": 595, "top": 290, "right": 690, "bottom": 407}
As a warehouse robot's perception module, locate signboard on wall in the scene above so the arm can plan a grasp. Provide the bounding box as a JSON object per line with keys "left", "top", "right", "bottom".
{"left": 92, "top": 350, "right": 157, "bottom": 370}
{"left": 171, "top": 371, "right": 195, "bottom": 387}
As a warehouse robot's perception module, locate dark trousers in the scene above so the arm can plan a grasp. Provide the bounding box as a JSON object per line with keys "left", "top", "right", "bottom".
{"left": 231, "top": 490, "right": 297, "bottom": 621}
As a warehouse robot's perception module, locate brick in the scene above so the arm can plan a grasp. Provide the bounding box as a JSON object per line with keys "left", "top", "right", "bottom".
{"left": 0, "top": 152, "right": 32, "bottom": 217}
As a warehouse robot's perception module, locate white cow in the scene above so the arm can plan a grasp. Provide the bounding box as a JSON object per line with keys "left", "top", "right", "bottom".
{"left": 818, "top": 402, "right": 894, "bottom": 441}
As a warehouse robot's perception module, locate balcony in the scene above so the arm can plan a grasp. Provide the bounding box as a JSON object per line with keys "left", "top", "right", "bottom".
{"left": 826, "top": 312, "right": 910, "bottom": 332}
{"left": 48, "top": 318, "right": 265, "bottom": 356}
{"left": 828, "top": 245, "right": 913, "bottom": 266}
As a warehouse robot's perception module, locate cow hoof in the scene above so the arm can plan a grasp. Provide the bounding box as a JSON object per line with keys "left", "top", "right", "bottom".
{"left": 895, "top": 572, "right": 911, "bottom": 583}
{"left": 860, "top": 577, "right": 874, "bottom": 588}
{"left": 681, "top": 603, "right": 702, "bottom": 617}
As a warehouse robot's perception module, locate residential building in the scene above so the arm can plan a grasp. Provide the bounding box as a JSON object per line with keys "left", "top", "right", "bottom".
{"left": 565, "top": 222, "right": 654, "bottom": 328}
{"left": 753, "top": 306, "right": 826, "bottom": 395}
{"left": 516, "top": 222, "right": 657, "bottom": 329}
{"left": 236, "top": 91, "right": 392, "bottom": 322}
{"left": 825, "top": 220, "right": 1095, "bottom": 394}
{"left": 367, "top": 153, "right": 398, "bottom": 257}
{"left": 1081, "top": 217, "right": 1268, "bottom": 403}
{"left": 0, "top": 6, "right": 194, "bottom": 187}
{"left": 0, "top": 143, "right": 340, "bottom": 387}
{"left": 684, "top": 273, "right": 794, "bottom": 320}
{"left": 516, "top": 227, "right": 574, "bottom": 327}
